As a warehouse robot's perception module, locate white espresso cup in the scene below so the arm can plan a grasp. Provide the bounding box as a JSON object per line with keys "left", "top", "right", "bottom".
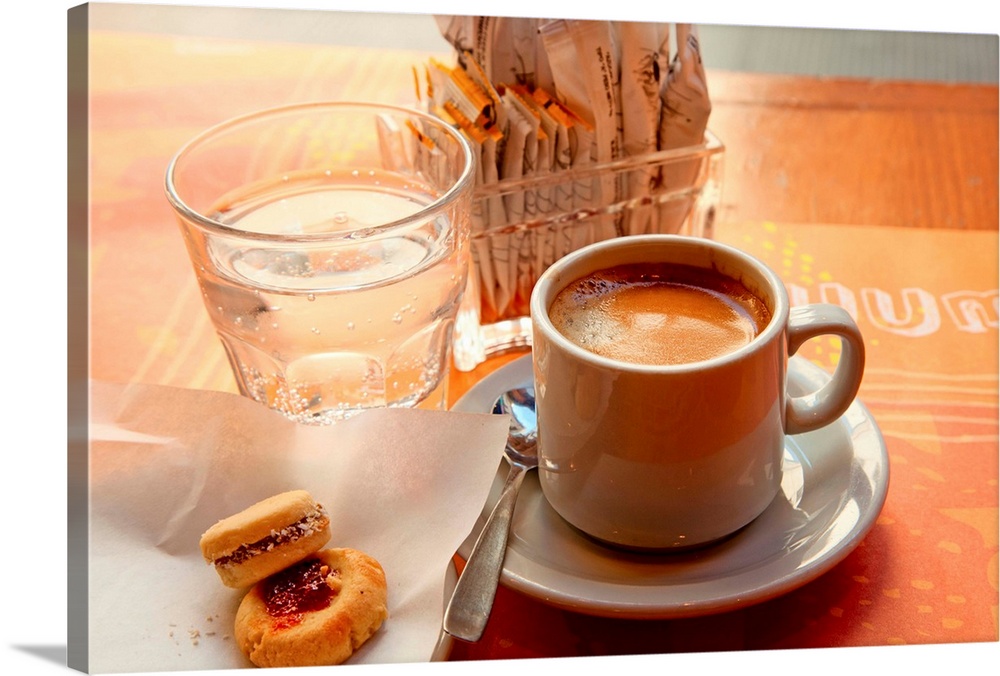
{"left": 529, "top": 235, "right": 865, "bottom": 550}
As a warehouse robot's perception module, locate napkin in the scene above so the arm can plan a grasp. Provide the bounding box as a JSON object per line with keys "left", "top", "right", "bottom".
{"left": 87, "top": 380, "right": 509, "bottom": 672}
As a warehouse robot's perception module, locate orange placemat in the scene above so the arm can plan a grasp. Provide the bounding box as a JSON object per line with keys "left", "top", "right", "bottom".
{"left": 719, "top": 221, "right": 998, "bottom": 648}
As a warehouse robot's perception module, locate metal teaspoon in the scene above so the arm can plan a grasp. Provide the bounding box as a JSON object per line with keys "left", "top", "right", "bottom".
{"left": 442, "top": 386, "right": 539, "bottom": 643}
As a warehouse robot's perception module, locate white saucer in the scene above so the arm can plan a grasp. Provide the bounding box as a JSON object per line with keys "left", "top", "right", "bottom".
{"left": 452, "top": 354, "right": 889, "bottom": 619}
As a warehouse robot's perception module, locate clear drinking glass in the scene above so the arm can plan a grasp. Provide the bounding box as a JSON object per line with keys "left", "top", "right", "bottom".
{"left": 166, "top": 102, "right": 475, "bottom": 424}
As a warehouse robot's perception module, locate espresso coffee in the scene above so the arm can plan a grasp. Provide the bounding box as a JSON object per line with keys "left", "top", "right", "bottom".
{"left": 548, "top": 262, "right": 772, "bottom": 365}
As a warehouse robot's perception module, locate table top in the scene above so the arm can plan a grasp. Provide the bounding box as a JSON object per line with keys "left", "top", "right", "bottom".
{"left": 83, "top": 26, "right": 998, "bottom": 667}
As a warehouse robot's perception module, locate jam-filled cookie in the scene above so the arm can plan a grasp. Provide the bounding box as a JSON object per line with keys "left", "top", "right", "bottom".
{"left": 199, "top": 490, "right": 331, "bottom": 589}
{"left": 234, "top": 547, "right": 388, "bottom": 667}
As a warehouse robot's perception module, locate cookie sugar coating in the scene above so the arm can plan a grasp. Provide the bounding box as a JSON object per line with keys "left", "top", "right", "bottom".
{"left": 234, "top": 547, "right": 388, "bottom": 667}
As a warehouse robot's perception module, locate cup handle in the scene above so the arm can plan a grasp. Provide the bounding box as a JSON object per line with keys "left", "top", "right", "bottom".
{"left": 785, "top": 304, "right": 866, "bottom": 435}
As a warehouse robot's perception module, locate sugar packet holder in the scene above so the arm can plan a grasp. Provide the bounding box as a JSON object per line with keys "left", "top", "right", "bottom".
{"left": 424, "top": 18, "right": 720, "bottom": 369}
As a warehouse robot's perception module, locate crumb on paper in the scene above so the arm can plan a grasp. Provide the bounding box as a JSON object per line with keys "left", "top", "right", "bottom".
{"left": 169, "top": 621, "right": 231, "bottom": 647}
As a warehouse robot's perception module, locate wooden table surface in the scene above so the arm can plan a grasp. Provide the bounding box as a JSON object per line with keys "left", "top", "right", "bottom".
{"left": 706, "top": 71, "right": 997, "bottom": 231}
{"left": 82, "top": 26, "right": 998, "bottom": 670}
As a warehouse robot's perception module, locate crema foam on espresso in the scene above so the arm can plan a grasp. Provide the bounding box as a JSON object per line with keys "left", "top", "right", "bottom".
{"left": 549, "top": 263, "right": 773, "bottom": 366}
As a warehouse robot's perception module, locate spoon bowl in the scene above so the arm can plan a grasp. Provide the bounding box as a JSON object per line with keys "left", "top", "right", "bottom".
{"left": 493, "top": 386, "right": 538, "bottom": 465}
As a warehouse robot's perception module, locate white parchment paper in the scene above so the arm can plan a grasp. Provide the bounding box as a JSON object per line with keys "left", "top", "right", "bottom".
{"left": 88, "top": 381, "right": 509, "bottom": 673}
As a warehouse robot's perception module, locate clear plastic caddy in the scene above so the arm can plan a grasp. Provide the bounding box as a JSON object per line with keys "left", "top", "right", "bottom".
{"left": 453, "top": 130, "right": 725, "bottom": 371}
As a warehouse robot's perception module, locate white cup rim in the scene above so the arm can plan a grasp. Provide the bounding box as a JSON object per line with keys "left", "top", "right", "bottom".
{"left": 529, "top": 235, "right": 791, "bottom": 374}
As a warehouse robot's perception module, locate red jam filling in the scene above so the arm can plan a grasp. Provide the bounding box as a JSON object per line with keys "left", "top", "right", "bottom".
{"left": 261, "top": 558, "right": 338, "bottom": 627}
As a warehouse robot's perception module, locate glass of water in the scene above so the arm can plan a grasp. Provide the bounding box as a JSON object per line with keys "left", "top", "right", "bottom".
{"left": 166, "top": 102, "right": 475, "bottom": 424}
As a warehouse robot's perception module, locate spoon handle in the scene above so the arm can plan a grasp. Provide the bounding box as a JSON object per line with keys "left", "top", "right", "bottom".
{"left": 442, "top": 461, "right": 527, "bottom": 643}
